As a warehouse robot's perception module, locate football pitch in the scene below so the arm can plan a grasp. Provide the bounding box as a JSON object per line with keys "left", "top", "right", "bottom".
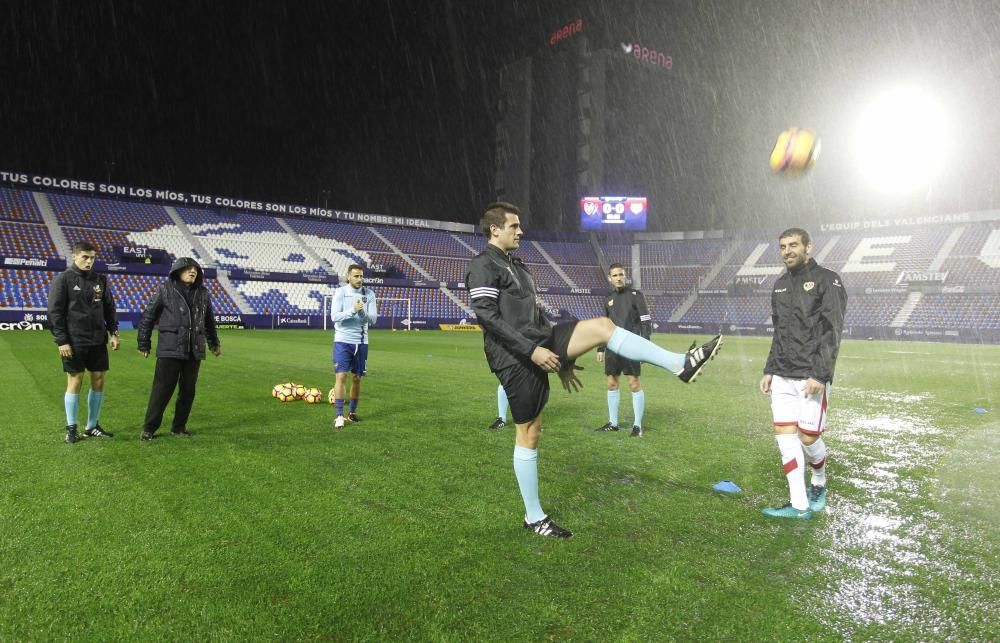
{"left": 1, "top": 329, "right": 997, "bottom": 640}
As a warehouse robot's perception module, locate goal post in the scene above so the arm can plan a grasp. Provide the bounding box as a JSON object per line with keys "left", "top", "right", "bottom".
{"left": 381, "top": 297, "right": 412, "bottom": 331}
{"left": 323, "top": 295, "right": 412, "bottom": 331}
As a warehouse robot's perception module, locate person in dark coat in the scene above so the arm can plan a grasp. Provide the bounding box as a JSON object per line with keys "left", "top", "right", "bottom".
{"left": 137, "top": 257, "right": 221, "bottom": 440}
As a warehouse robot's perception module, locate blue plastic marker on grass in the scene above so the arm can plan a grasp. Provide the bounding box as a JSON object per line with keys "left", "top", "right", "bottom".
{"left": 713, "top": 480, "right": 741, "bottom": 493}
{"left": 973, "top": 407, "right": 987, "bottom": 414}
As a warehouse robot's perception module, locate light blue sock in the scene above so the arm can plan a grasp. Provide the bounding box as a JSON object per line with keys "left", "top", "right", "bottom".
{"left": 86, "top": 391, "right": 104, "bottom": 428}
{"left": 64, "top": 393, "right": 79, "bottom": 426}
{"left": 632, "top": 390, "right": 645, "bottom": 428}
{"left": 607, "top": 390, "right": 621, "bottom": 425}
{"left": 497, "top": 384, "right": 509, "bottom": 420}
{"left": 608, "top": 327, "right": 685, "bottom": 374}
{"left": 513, "top": 445, "right": 545, "bottom": 523}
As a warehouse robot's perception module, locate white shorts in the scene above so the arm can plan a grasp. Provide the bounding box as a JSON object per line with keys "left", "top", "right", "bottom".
{"left": 769, "top": 375, "right": 830, "bottom": 435}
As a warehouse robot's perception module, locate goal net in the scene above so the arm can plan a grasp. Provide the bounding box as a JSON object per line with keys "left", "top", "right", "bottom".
{"left": 323, "top": 295, "right": 412, "bottom": 331}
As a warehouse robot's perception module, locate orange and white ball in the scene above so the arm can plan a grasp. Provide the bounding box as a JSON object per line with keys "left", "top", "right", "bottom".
{"left": 769, "top": 127, "right": 820, "bottom": 174}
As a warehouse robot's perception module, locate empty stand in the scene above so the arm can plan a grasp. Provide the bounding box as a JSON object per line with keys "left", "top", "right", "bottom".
{"left": 453, "top": 232, "right": 486, "bottom": 254}
{"left": 192, "top": 228, "right": 328, "bottom": 275}
{"left": 641, "top": 266, "right": 705, "bottom": 293}
{"left": 285, "top": 218, "right": 390, "bottom": 252}
{"left": 0, "top": 268, "right": 239, "bottom": 315}
{"left": 105, "top": 274, "right": 240, "bottom": 315}
{"left": 641, "top": 239, "right": 728, "bottom": 266}
{"left": 234, "top": 280, "right": 466, "bottom": 320}
{"left": 412, "top": 256, "right": 470, "bottom": 283}
{"left": 366, "top": 252, "right": 421, "bottom": 280}
{"left": 601, "top": 244, "right": 632, "bottom": 266}
{"left": 515, "top": 242, "right": 548, "bottom": 263}
{"left": 106, "top": 274, "right": 171, "bottom": 312}
{"left": 560, "top": 265, "right": 606, "bottom": 289}
{"left": 541, "top": 241, "right": 597, "bottom": 265}
{"left": 681, "top": 296, "right": 771, "bottom": 325}
{"left": 938, "top": 257, "right": 1000, "bottom": 287}
{"left": 525, "top": 263, "right": 570, "bottom": 288}
{"left": 0, "top": 187, "right": 44, "bottom": 223}
{"left": 378, "top": 286, "right": 466, "bottom": 320}
{"left": 844, "top": 294, "right": 908, "bottom": 327}
{"left": 0, "top": 269, "right": 55, "bottom": 308}
{"left": 646, "top": 295, "right": 686, "bottom": 322}
{"left": 0, "top": 221, "right": 57, "bottom": 258}
{"left": 2, "top": 185, "right": 999, "bottom": 340}
{"left": 48, "top": 193, "right": 173, "bottom": 231}
{"left": 176, "top": 207, "right": 285, "bottom": 232}
{"left": 377, "top": 228, "right": 473, "bottom": 257}
{"left": 233, "top": 280, "right": 336, "bottom": 315}
{"left": 948, "top": 222, "right": 1000, "bottom": 257}
{"left": 537, "top": 294, "right": 604, "bottom": 320}
{"left": 907, "top": 294, "right": 1000, "bottom": 329}
{"left": 63, "top": 227, "right": 133, "bottom": 260}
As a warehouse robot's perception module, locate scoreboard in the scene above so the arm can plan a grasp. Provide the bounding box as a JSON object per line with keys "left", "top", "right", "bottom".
{"left": 579, "top": 196, "right": 648, "bottom": 231}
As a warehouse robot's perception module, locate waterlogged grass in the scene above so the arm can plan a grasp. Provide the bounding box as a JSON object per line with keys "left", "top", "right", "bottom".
{"left": 0, "top": 330, "right": 996, "bottom": 640}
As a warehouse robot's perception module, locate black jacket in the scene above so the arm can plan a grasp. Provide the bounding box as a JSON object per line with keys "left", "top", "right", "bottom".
{"left": 597, "top": 286, "right": 652, "bottom": 353}
{"left": 47, "top": 264, "right": 118, "bottom": 347}
{"left": 466, "top": 243, "right": 553, "bottom": 372}
{"left": 764, "top": 258, "right": 847, "bottom": 384}
{"left": 137, "top": 257, "right": 220, "bottom": 360}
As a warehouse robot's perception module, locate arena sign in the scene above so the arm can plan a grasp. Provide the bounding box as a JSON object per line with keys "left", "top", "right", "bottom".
{"left": 0, "top": 170, "right": 475, "bottom": 233}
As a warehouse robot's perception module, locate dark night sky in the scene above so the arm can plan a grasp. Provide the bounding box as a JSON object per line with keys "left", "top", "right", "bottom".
{"left": 3, "top": 0, "right": 1000, "bottom": 231}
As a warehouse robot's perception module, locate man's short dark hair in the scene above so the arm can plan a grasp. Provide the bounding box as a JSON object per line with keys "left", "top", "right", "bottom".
{"left": 481, "top": 201, "right": 520, "bottom": 238}
{"left": 71, "top": 241, "right": 97, "bottom": 255}
{"left": 608, "top": 263, "right": 625, "bottom": 274}
{"left": 779, "top": 227, "right": 811, "bottom": 246}
{"left": 347, "top": 264, "right": 364, "bottom": 275}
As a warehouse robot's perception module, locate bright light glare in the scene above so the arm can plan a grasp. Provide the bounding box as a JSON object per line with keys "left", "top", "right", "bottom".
{"left": 855, "top": 87, "right": 949, "bottom": 195}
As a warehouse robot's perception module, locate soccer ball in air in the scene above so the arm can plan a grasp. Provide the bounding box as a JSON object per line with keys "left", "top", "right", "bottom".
{"left": 769, "top": 127, "right": 820, "bottom": 174}
{"left": 272, "top": 384, "right": 295, "bottom": 402}
{"left": 328, "top": 388, "right": 337, "bottom": 405}
{"left": 303, "top": 387, "right": 324, "bottom": 404}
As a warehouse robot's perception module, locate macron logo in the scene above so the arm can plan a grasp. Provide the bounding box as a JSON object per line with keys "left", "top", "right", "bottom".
{"left": 621, "top": 43, "right": 633, "bottom": 54}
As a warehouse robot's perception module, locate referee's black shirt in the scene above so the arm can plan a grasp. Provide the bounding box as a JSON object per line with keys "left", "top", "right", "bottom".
{"left": 47, "top": 264, "right": 118, "bottom": 348}
{"left": 597, "top": 286, "right": 652, "bottom": 353}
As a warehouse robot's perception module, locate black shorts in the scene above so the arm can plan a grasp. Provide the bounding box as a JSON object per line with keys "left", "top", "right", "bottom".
{"left": 494, "top": 321, "right": 578, "bottom": 425}
{"left": 604, "top": 351, "right": 641, "bottom": 377}
{"left": 62, "top": 344, "right": 110, "bottom": 374}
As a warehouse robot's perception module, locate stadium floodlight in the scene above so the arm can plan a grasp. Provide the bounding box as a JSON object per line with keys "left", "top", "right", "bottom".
{"left": 854, "top": 85, "right": 950, "bottom": 196}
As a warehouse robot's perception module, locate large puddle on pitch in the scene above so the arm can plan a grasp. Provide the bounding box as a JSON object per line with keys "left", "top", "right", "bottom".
{"left": 806, "top": 387, "right": 998, "bottom": 638}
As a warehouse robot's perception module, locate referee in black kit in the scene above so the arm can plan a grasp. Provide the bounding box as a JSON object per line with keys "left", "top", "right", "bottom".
{"left": 595, "top": 263, "right": 652, "bottom": 437}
